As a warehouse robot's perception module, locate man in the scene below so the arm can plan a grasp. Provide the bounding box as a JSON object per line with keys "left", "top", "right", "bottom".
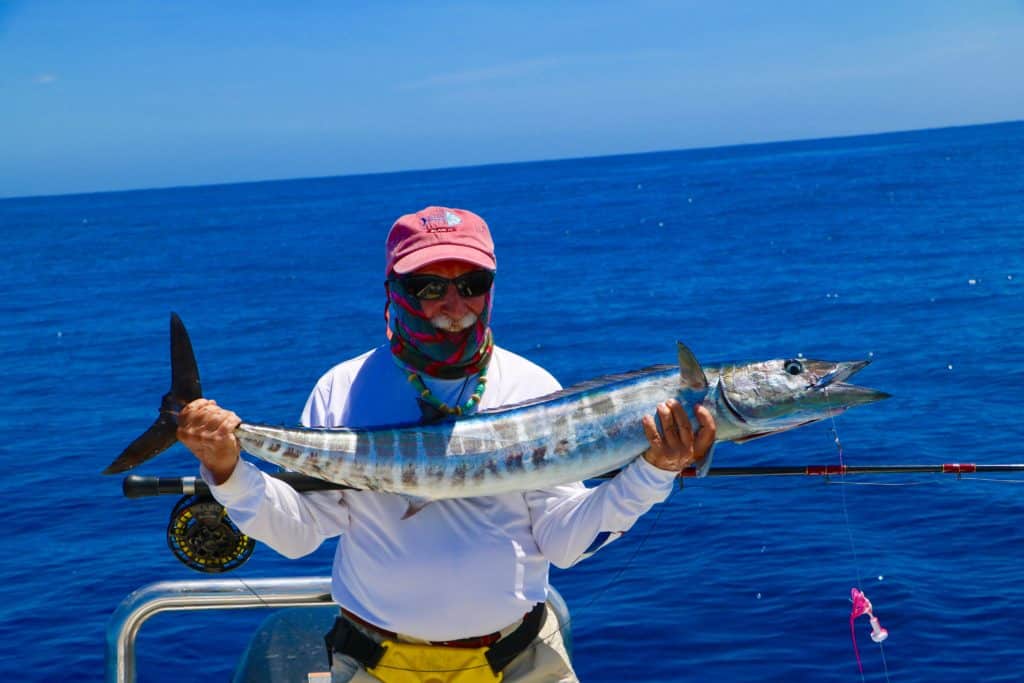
{"left": 178, "top": 206, "right": 715, "bottom": 682}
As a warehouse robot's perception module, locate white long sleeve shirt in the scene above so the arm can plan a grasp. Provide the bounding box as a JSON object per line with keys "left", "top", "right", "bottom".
{"left": 204, "top": 344, "right": 676, "bottom": 641}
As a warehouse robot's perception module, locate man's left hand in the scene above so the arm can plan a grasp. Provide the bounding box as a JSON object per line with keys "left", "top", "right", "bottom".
{"left": 641, "top": 400, "right": 716, "bottom": 473}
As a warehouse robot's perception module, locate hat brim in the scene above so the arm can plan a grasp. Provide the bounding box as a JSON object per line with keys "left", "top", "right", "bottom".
{"left": 391, "top": 244, "right": 496, "bottom": 275}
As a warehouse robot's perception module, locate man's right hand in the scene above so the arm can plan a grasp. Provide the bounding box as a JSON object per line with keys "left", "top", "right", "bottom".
{"left": 177, "top": 398, "right": 242, "bottom": 485}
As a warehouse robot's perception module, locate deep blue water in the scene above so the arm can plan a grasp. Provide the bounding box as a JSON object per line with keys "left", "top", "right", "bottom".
{"left": 2, "top": 121, "right": 1023, "bottom": 682}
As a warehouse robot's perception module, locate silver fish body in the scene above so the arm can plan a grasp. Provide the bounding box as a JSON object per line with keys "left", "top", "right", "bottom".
{"left": 236, "top": 368, "right": 681, "bottom": 500}
{"left": 234, "top": 353, "right": 887, "bottom": 499}
{"left": 105, "top": 315, "right": 889, "bottom": 502}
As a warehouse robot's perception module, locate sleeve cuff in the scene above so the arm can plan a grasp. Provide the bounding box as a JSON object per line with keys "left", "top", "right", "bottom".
{"left": 617, "top": 456, "right": 678, "bottom": 501}
{"left": 200, "top": 459, "right": 266, "bottom": 506}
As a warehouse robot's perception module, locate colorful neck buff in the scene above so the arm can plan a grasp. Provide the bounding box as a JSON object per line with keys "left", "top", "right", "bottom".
{"left": 386, "top": 277, "right": 494, "bottom": 380}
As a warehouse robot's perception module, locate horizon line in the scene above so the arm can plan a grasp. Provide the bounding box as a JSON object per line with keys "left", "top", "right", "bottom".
{"left": 3, "top": 118, "right": 1021, "bottom": 203}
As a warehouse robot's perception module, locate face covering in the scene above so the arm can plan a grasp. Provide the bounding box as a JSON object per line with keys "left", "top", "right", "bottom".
{"left": 386, "top": 277, "right": 494, "bottom": 379}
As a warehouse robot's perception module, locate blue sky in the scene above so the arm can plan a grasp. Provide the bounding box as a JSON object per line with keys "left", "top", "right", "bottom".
{"left": 2, "top": 1, "right": 1023, "bottom": 198}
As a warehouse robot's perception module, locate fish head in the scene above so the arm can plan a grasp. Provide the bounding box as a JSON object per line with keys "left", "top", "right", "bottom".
{"left": 712, "top": 357, "right": 889, "bottom": 442}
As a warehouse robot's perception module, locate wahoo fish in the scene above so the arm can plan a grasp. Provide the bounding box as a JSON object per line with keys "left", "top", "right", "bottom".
{"left": 104, "top": 314, "right": 889, "bottom": 504}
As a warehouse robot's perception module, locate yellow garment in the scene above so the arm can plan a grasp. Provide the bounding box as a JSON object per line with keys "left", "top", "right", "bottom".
{"left": 367, "top": 640, "right": 503, "bottom": 683}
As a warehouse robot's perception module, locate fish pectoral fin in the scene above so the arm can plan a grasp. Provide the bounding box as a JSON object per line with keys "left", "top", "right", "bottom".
{"left": 732, "top": 431, "right": 776, "bottom": 444}
{"left": 400, "top": 495, "right": 436, "bottom": 520}
{"left": 676, "top": 342, "right": 708, "bottom": 391}
{"left": 694, "top": 444, "right": 716, "bottom": 477}
{"left": 733, "top": 419, "right": 820, "bottom": 444}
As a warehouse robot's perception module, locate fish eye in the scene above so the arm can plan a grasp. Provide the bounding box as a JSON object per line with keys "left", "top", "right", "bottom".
{"left": 784, "top": 359, "right": 804, "bottom": 375}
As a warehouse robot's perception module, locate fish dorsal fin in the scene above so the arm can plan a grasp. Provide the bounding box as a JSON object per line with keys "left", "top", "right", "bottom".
{"left": 677, "top": 342, "right": 708, "bottom": 391}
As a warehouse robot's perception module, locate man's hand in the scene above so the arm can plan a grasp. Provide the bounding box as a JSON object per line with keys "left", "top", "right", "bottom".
{"left": 641, "top": 400, "right": 716, "bottom": 473}
{"left": 177, "top": 398, "right": 242, "bottom": 485}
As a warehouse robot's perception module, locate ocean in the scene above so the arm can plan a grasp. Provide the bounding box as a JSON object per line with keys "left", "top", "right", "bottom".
{"left": 2, "top": 121, "right": 1022, "bottom": 682}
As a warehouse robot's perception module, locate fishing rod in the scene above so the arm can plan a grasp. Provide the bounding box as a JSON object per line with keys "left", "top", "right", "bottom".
{"left": 122, "top": 462, "right": 1024, "bottom": 499}
{"left": 123, "top": 463, "right": 1022, "bottom": 574}
{"left": 683, "top": 462, "right": 1024, "bottom": 477}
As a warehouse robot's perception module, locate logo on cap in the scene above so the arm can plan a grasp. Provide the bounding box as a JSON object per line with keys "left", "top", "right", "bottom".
{"left": 420, "top": 209, "right": 463, "bottom": 233}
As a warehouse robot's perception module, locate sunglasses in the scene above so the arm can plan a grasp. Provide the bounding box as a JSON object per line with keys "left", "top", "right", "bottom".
{"left": 398, "top": 270, "right": 495, "bottom": 300}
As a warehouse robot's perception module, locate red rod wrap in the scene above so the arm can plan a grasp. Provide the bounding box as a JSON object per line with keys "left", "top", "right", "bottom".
{"left": 806, "top": 465, "right": 847, "bottom": 476}
{"left": 942, "top": 463, "right": 977, "bottom": 473}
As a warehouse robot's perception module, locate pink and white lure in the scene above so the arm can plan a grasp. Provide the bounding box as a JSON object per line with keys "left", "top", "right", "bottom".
{"left": 849, "top": 588, "right": 888, "bottom": 672}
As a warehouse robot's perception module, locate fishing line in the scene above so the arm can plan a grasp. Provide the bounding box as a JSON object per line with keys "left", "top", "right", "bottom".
{"left": 961, "top": 477, "right": 1024, "bottom": 484}
{"left": 530, "top": 484, "right": 679, "bottom": 670}
{"left": 830, "top": 481, "right": 930, "bottom": 487}
{"left": 824, "top": 390, "right": 891, "bottom": 682}
{"left": 834, "top": 476, "right": 937, "bottom": 487}
{"left": 201, "top": 463, "right": 1023, "bottom": 677}
{"left": 570, "top": 483, "right": 678, "bottom": 611}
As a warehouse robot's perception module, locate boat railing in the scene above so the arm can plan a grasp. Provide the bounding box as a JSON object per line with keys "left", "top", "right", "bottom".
{"left": 105, "top": 576, "right": 334, "bottom": 683}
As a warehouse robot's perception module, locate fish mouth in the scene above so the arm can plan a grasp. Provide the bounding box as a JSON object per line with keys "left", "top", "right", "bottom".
{"left": 822, "top": 381, "right": 892, "bottom": 406}
{"left": 814, "top": 360, "right": 890, "bottom": 406}
{"left": 813, "top": 359, "right": 870, "bottom": 388}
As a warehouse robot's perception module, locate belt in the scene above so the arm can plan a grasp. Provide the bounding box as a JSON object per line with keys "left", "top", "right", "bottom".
{"left": 327, "top": 602, "right": 546, "bottom": 673}
{"left": 340, "top": 609, "right": 506, "bottom": 648}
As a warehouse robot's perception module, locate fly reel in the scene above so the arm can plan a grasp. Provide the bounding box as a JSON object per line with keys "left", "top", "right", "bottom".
{"left": 167, "top": 494, "right": 254, "bottom": 572}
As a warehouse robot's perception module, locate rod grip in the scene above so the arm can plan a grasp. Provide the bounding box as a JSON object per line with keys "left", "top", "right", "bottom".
{"left": 122, "top": 475, "right": 208, "bottom": 498}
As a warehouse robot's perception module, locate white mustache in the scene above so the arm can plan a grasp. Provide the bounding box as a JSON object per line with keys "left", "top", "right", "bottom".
{"left": 431, "top": 312, "right": 478, "bottom": 332}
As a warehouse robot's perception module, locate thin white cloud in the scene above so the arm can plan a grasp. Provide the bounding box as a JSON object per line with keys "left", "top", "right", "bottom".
{"left": 397, "top": 49, "right": 678, "bottom": 90}
{"left": 35, "top": 73, "right": 57, "bottom": 85}
{"left": 399, "top": 57, "right": 564, "bottom": 89}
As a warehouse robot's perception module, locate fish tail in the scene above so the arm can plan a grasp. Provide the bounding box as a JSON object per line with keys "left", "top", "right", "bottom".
{"left": 102, "top": 313, "right": 203, "bottom": 474}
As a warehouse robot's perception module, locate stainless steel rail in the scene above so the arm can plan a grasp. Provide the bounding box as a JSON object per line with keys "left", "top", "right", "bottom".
{"left": 105, "top": 576, "right": 334, "bottom": 683}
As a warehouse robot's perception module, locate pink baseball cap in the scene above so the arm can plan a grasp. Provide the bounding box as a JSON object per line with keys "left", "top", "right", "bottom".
{"left": 385, "top": 206, "right": 496, "bottom": 275}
